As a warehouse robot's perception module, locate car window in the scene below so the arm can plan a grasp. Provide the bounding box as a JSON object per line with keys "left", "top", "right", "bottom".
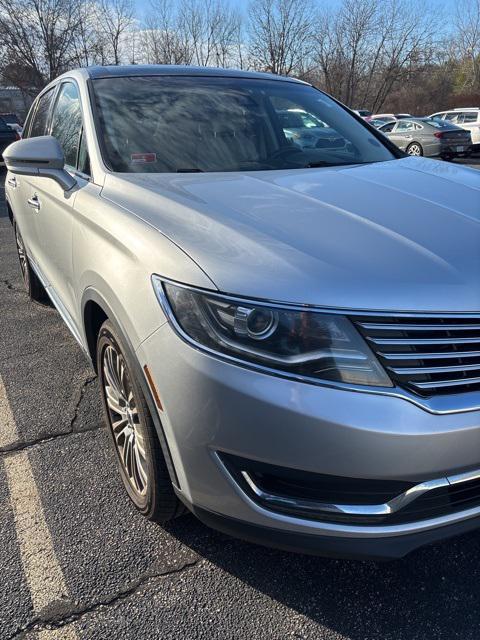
{"left": 92, "top": 76, "right": 395, "bottom": 173}
{"left": 379, "top": 122, "right": 395, "bottom": 133}
{"left": 458, "top": 112, "right": 478, "bottom": 123}
{"left": 414, "top": 123, "right": 423, "bottom": 130}
{"left": 50, "top": 82, "right": 83, "bottom": 169}
{"left": 444, "top": 112, "right": 457, "bottom": 121}
{"left": 29, "top": 88, "right": 56, "bottom": 138}
{"left": 395, "top": 121, "right": 415, "bottom": 132}
{"left": 77, "top": 127, "right": 91, "bottom": 176}
{"left": 0, "top": 116, "right": 10, "bottom": 132}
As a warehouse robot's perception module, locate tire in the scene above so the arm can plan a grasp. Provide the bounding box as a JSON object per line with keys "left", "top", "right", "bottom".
{"left": 406, "top": 142, "right": 423, "bottom": 156}
{"left": 97, "top": 319, "right": 183, "bottom": 523}
{"left": 13, "top": 219, "right": 49, "bottom": 303}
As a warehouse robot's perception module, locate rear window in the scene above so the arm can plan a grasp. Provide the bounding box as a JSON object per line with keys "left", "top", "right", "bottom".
{"left": 0, "top": 116, "right": 10, "bottom": 132}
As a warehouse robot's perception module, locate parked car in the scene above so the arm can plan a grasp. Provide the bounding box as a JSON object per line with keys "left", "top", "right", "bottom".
{"left": 369, "top": 117, "right": 395, "bottom": 128}
{"left": 353, "top": 109, "right": 372, "bottom": 118}
{"left": 277, "top": 108, "right": 346, "bottom": 150}
{"left": 0, "top": 112, "right": 23, "bottom": 137}
{"left": 4, "top": 66, "right": 480, "bottom": 560}
{"left": 378, "top": 117, "right": 472, "bottom": 158}
{"left": 367, "top": 112, "right": 412, "bottom": 122}
{"left": 0, "top": 116, "right": 19, "bottom": 164}
{"left": 430, "top": 108, "right": 480, "bottom": 150}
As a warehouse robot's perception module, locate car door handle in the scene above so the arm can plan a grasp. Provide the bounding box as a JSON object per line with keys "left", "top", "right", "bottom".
{"left": 7, "top": 176, "right": 17, "bottom": 188}
{"left": 27, "top": 195, "right": 41, "bottom": 211}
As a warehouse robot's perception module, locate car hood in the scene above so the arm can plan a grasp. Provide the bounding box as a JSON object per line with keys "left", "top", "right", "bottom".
{"left": 102, "top": 157, "right": 480, "bottom": 312}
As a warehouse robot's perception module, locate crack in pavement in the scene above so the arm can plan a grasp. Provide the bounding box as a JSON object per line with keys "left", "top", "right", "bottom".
{"left": 0, "top": 376, "right": 99, "bottom": 456}
{"left": 9, "top": 558, "right": 199, "bottom": 639}
{"left": 1, "top": 278, "right": 22, "bottom": 293}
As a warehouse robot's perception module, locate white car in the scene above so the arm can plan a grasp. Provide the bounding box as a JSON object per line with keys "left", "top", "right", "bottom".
{"left": 430, "top": 108, "right": 480, "bottom": 149}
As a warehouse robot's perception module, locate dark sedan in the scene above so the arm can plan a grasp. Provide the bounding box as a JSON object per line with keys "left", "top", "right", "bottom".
{"left": 0, "top": 116, "right": 19, "bottom": 164}
{"left": 378, "top": 117, "right": 472, "bottom": 159}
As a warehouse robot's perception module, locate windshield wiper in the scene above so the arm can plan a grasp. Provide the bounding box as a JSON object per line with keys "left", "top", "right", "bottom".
{"left": 176, "top": 167, "right": 204, "bottom": 173}
{"left": 304, "top": 161, "right": 336, "bottom": 168}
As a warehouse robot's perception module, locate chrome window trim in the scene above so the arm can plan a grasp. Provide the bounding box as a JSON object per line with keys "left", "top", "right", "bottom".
{"left": 153, "top": 275, "right": 480, "bottom": 415}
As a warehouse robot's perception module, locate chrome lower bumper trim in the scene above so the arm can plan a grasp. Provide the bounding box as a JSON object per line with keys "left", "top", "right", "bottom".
{"left": 241, "top": 467, "right": 480, "bottom": 518}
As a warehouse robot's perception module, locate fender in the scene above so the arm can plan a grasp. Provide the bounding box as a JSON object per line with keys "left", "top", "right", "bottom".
{"left": 81, "top": 287, "right": 180, "bottom": 489}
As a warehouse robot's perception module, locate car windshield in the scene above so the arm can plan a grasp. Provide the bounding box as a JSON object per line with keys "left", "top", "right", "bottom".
{"left": 92, "top": 75, "right": 395, "bottom": 173}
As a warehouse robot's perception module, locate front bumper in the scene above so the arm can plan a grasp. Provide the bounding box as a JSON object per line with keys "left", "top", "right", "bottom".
{"left": 137, "top": 323, "right": 480, "bottom": 559}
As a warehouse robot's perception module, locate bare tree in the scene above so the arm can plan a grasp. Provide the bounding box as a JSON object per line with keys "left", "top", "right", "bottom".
{"left": 247, "top": 0, "right": 314, "bottom": 76}
{"left": 95, "top": 0, "right": 134, "bottom": 65}
{"left": 313, "top": 0, "right": 440, "bottom": 110}
{"left": 0, "top": 0, "right": 82, "bottom": 92}
{"left": 139, "top": 0, "right": 193, "bottom": 64}
{"left": 455, "top": 0, "right": 480, "bottom": 90}
{"left": 178, "top": 0, "right": 242, "bottom": 67}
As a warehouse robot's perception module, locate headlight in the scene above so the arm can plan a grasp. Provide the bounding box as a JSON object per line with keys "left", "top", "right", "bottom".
{"left": 153, "top": 278, "right": 392, "bottom": 388}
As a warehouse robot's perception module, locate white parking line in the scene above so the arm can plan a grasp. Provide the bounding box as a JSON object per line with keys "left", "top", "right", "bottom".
{"left": 38, "top": 628, "right": 78, "bottom": 639}
{"left": 4, "top": 451, "right": 70, "bottom": 612}
{"left": 0, "top": 375, "right": 18, "bottom": 448}
{"left": 0, "top": 373, "right": 78, "bottom": 636}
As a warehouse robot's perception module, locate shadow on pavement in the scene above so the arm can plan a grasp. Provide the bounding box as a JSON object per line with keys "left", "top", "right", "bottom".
{"left": 164, "top": 512, "right": 480, "bottom": 639}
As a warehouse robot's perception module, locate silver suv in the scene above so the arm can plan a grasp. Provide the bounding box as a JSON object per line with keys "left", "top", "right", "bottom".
{"left": 4, "top": 66, "right": 480, "bottom": 560}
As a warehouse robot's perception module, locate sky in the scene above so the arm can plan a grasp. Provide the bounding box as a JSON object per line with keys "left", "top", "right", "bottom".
{"left": 133, "top": 0, "right": 464, "bottom": 14}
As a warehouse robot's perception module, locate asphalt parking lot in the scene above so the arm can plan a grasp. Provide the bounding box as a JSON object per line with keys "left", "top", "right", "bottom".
{"left": 1, "top": 157, "right": 480, "bottom": 640}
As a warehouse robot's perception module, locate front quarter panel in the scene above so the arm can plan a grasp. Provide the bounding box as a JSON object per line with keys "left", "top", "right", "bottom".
{"left": 72, "top": 180, "right": 216, "bottom": 352}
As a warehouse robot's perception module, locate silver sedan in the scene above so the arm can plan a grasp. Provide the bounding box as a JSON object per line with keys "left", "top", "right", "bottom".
{"left": 378, "top": 117, "right": 472, "bottom": 158}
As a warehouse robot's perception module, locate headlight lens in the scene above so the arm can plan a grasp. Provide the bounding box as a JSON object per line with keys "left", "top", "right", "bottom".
{"left": 153, "top": 278, "right": 392, "bottom": 387}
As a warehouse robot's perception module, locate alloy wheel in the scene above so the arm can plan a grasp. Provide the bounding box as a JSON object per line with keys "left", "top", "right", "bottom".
{"left": 102, "top": 344, "right": 148, "bottom": 496}
{"left": 15, "top": 224, "right": 28, "bottom": 286}
{"left": 407, "top": 143, "right": 422, "bottom": 156}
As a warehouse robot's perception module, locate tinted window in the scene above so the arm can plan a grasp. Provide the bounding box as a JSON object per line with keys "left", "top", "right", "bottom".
{"left": 396, "top": 121, "right": 415, "bottom": 131}
{"left": 0, "top": 116, "right": 10, "bottom": 132}
{"left": 29, "top": 88, "right": 55, "bottom": 137}
{"left": 77, "top": 128, "right": 90, "bottom": 176}
{"left": 92, "top": 76, "right": 395, "bottom": 173}
{"left": 51, "top": 82, "right": 82, "bottom": 168}
{"left": 458, "top": 112, "right": 478, "bottom": 123}
{"left": 380, "top": 122, "right": 395, "bottom": 132}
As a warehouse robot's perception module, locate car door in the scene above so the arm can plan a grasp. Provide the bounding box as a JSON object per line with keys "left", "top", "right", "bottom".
{"left": 6, "top": 87, "right": 57, "bottom": 263}
{"left": 455, "top": 112, "right": 480, "bottom": 145}
{"left": 389, "top": 120, "right": 415, "bottom": 150}
{"left": 23, "top": 81, "right": 86, "bottom": 325}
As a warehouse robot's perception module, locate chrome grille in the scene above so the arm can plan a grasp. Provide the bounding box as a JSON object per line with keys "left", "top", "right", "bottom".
{"left": 353, "top": 315, "right": 480, "bottom": 396}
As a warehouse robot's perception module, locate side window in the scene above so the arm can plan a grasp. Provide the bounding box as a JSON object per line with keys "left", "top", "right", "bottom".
{"left": 77, "top": 128, "right": 91, "bottom": 176}
{"left": 29, "top": 88, "right": 55, "bottom": 138}
{"left": 50, "top": 82, "right": 83, "bottom": 169}
{"left": 396, "top": 121, "right": 414, "bottom": 132}
{"left": 444, "top": 112, "right": 457, "bottom": 121}
{"left": 461, "top": 112, "right": 478, "bottom": 123}
{"left": 380, "top": 122, "right": 395, "bottom": 133}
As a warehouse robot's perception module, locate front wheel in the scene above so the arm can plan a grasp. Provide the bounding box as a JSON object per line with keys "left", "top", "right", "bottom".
{"left": 97, "top": 320, "right": 183, "bottom": 523}
{"left": 406, "top": 142, "right": 423, "bottom": 156}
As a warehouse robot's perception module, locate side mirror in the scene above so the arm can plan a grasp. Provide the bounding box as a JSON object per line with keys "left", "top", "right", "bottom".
{"left": 3, "top": 135, "right": 76, "bottom": 191}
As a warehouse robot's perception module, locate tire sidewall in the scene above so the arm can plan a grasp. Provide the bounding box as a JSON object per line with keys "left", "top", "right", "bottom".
{"left": 97, "top": 322, "right": 157, "bottom": 515}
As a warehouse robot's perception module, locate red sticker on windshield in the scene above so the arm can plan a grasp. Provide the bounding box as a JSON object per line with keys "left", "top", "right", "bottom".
{"left": 131, "top": 153, "right": 156, "bottom": 164}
